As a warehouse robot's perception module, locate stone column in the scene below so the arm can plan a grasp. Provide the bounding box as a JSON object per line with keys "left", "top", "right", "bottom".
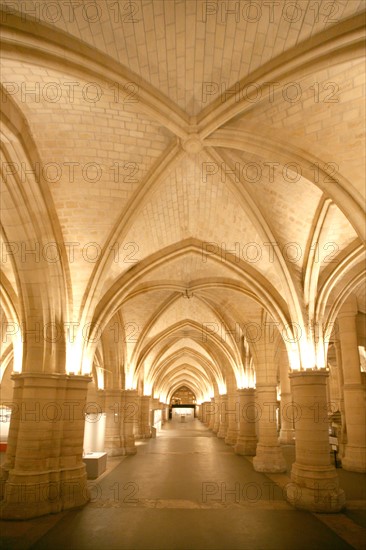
{"left": 217, "top": 395, "right": 228, "bottom": 439}
{"left": 212, "top": 397, "right": 220, "bottom": 433}
{"left": 120, "top": 390, "right": 138, "bottom": 455}
{"left": 287, "top": 370, "right": 345, "bottom": 512}
{"left": 208, "top": 398, "right": 216, "bottom": 430}
{"left": 225, "top": 391, "right": 239, "bottom": 445}
{"left": 0, "top": 373, "right": 90, "bottom": 519}
{"left": 279, "top": 392, "right": 296, "bottom": 444}
{"left": 103, "top": 389, "right": 123, "bottom": 456}
{"left": 338, "top": 300, "right": 366, "bottom": 472}
{"left": 205, "top": 401, "right": 213, "bottom": 426}
{"left": 234, "top": 389, "right": 257, "bottom": 455}
{"left": 139, "top": 396, "right": 152, "bottom": 438}
{"left": 333, "top": 340, "right": 346, "bottom": 457}
{"left": 279, "top": 362, "right": 295, "bottom": 444}
{"left": 160, "top": 402, "right": 167, "bottom": 424}
{"left": 253, "top": 384, "right": 286, "bottom": 472}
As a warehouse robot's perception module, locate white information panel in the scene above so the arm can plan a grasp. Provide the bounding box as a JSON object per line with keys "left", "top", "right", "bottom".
{"left": 83, "top": 412, "right": 106, "bottom": 453}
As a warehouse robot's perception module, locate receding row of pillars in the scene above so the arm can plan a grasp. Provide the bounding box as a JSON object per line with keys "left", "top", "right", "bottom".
{"left": 104, "top": 391, "right": 170, "bottom": 456}
{"left": 0, "top": 383, "right": 170, "bottom": 519}
{"left": 198, "top": 371, "right": 349, "bottom": 513}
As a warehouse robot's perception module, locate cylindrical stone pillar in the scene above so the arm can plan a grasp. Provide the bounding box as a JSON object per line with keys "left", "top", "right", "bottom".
{"left": 202, "top": 401, "right": 209, "bottom": 425}
{"left": 103, "top": 389, "right": 123, "bottom": 455}
{"left": 217, "top": 395, "right": 228, "bottom": 439}
{"left": 287, "top": 370, "right": 345, "bottom": 512}
{"left": 0, "top": 373, "right": 91, "bottom": 519}
{"left": 212, "top": 397, "right": 220, "bottom": 433}
{"left": 234, "top": 389, "right": 257, "bottom": 455}
{"left": 279, "top": 392, "right": 295, "bottom": 445}
{"left": 253, "top": 384, "right": 286, "bottom": 472}
{"left": 279, "top": 360, "right": 295, "bottom": 444}
{"left": 160, "top": 402, "right": 167, "bottom": 424}
{"left": 208, "top": 398, "right": 216, "bottom": 429}
{"left": 225, "top": 392, "right": 239, "bottom": 445}
{"left": 120, "top": 390, "right": 138, "bottom": 455}
{"left": 205, "top": 401, "right": 212, "bottom": 426}
{"left": 338, "top": 302, "right": 366, "bottom": 472}
{"left": 139, "top": 396, "right": 152, "bottom": 438}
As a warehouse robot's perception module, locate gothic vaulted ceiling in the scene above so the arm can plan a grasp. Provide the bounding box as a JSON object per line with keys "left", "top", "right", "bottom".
{"left": 0, "top": 0, "right": 365, "bottom": 401}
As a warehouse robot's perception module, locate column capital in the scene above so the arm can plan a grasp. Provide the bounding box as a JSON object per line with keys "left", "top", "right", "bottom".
{"left": 11, "top": 372, "right": 92, "bottom": 389}
{"left": 237, "top": 388, "right": 255, "bottom": 396}
{"left": 289, "top": 369, "right": 329, "bottom": 384}
{"left": 121, "top": 389, "right": 139, "bottom": 396}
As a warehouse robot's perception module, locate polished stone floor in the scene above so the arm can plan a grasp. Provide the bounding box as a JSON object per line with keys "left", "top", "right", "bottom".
{"left": 1, "top": 419, "right": 365, "bottom": 550}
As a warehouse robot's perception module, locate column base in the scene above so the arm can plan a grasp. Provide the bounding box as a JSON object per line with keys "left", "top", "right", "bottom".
{"left": 217, "top": 424, "right": 228, "bottom": 439}
{"left": 342, "top": 446, "right": 366, "bottom": 473}
{"left": 104, "top": 436, "right": 124, "bottom": 456}
{"left": 120, "top": 436, "right": 136, "bottom": 455}
{"left": 0, "top": 466, "right": 89, "bottom": 520}
{"left": 253, "top": 444, "right": 287, "bottom": 473}
{"left": 234, "top": 436, "right": 257, "bottom": 456}
{"left": 279, "top": 429, "right": 295, "bottom": 445}
{"left": 225, "top": 429, "right": 237, "bottom": 445}
{"left": 288, "top": 463, "right": 345, "bottom": 512}
{"left": 140, "top": 427, "right": 152, "bottom": 439}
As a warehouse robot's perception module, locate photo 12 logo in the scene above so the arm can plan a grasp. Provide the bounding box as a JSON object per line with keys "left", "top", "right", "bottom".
{"left": 1, "top": 2, "right": 141, "bottom": 24}
{"left": 200, "top": 1, "right": 344, "bottom": 24}
{"left": 1, "top": 81, "right": 139, "bottom": 105}
{"left": 202, "top": 81, "right": 339, "bottom": 105}
{"left": 1, "top": 240, "right": 140, "bottom": 265}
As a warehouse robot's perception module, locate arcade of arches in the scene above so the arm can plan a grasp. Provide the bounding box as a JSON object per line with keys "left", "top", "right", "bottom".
{"left": 0, "top": 0, "right": 365, "bottom": 527}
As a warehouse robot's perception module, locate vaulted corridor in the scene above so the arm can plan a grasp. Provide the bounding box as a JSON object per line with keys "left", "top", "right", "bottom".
{"left": 0, "top": 1, "right": 365, "bottom": 545}
{"left": 2, "top": 418, "right": 365, "bottom": 550}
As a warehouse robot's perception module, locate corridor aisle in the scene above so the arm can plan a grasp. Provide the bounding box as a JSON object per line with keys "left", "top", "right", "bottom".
{"left": 3, "top": 420, "right": 360, "bottom": 550}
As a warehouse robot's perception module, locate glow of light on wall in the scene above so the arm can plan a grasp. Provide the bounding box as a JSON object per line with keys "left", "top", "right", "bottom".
{"left": 125, "top": 368, "right": 136, "bottom": 390}
{"left": 218, "top": 381, "right": 227, "bottom": 395}
{"left": 237, "top": 370, "right": 256, "bottom": 389}
{"left": 143, "top": 380, "right": 153, "bottom": 396}
{"left": 81, "top": 355, "right": 92, "bottom": 375}
{"left": 276, "top": 385, "right": 281, "bottom": 401}
{"left": 66, "top": 342, "right": 82, "bottom": 374}
{"left": 159, "top": 390, "right": 168, "bottom": 403}
{"left": 359, "top": 346, "right": 366, "bottom": 373}
{"left": 315, "top": 345, "right": 326, "bottom": 370}
{"left": 12, "top": 336, "right": 22, "bottom": 374}
{"left": 287, "top": 344, "right": 301, "bottom": 371}
{"left": 96, "top": 367, "right": 104, "bottom": 390}
{"left": 301, "top": 338, "right": 316, "bottom": 370}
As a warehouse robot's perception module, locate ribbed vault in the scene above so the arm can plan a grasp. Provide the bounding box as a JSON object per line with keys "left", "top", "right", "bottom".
{"left": 0, "top": 1, "right": 365, "bottom": 404}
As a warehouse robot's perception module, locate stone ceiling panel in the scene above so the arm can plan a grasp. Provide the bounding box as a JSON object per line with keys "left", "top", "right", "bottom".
{"left": 0, "top": 59, "right": 173, "bottom": 317}
{"left": 238, "top": 59, "right": 365, "bottom": 198}
{"left": 1, "top": 0, "right": 364, "bottom": 115}
{"left": 109, "top": 153, "right": 285, "bottom": 294}
{"left": 222, "top": 147, "right": 323, "bottom": 277}
{"left": 146, "top": 294, "right": 226, "bottom": 343}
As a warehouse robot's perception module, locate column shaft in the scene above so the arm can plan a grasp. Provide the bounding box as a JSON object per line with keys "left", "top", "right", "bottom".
{"left": 234, "top": 389, "right": 257, "bottom": 455}
{"left": 0, "top": 373, "right": 90, "bottom": 519}
{"left": 288, "top": 371, "right": 345, "bottom": 512}
{"left": 338, "top": 304, "right": 366, "bottom": 472}
{"left": 253, "top": 385, "right": 286, "bottom": 472}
